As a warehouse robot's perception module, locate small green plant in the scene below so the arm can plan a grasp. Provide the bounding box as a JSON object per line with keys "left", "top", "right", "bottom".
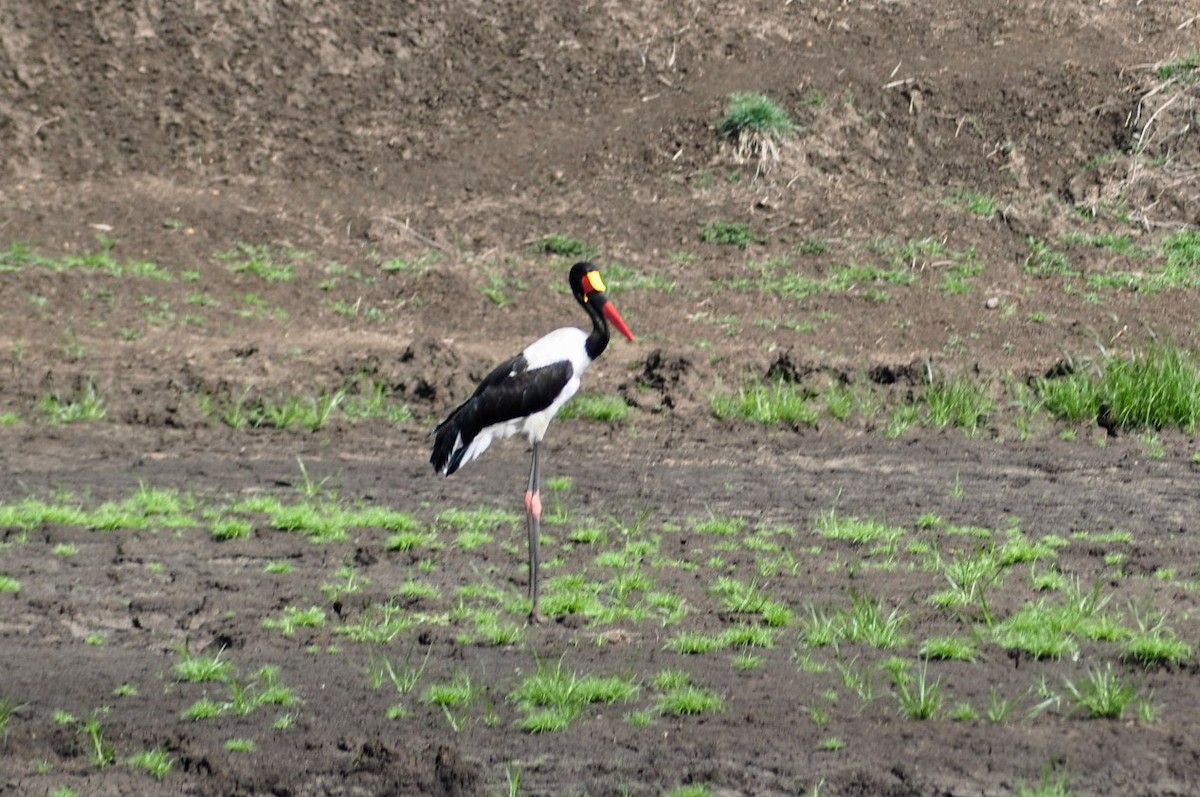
{"left": 127, "top": 747, "right": 173, "bottom": 778}
{"left": 891, "top": 662, "right": 942, "bottom": 720}
{"left": 215, "top": 243, "right": 297, "bottom": 282}
{"left": 181, "top": 698, "right": 224, "bottom": 721}
{"left": 1038, "top": 347, "right": 1200, "bottom": 432}
{"left": 1122, "top": 610, "right": 1193, "bottom": 667}
{"left": 558, "top": 392, "right": 630, "bottom": 422}
{"left": 81, "top": 708, "right": 115, "bottom": 768}
{"left": 946, "top": 189, "right": 998, "bottom": 217}
{"left": 510, "top": 658, "right": 639, "bottom": 733}
{"left": 261, "top": 605, "right": 326, "bottom": 637}
{"left": 815, "top": 510, "right": 904, "bottom": 552}
{"left": 701, "top": 221, "right": 759, "bottom": 249}
{"left": 41, "top": 381, "right": 106, "bottom": 424}
{"left": 655, "top": 683, "right": 724, "bottom": 716}
{"left": 1023, "top": 237, "right": 1075, "bottom": 277}
{"left": 924, "top": 377, "right": 994, "bottom": 435}
{"left": 224, "top": 738, "right": 256, "bottom": 753}
{"left": 711, "top": 379, "right": 818, "bottom": 425}
{"left": 718, "top": 93, "right": 796, "bottom": 170}
{"left": 665, "top": 785, "right": 717, "bottom": 797}
{"left": 209, "top": 517, "right": 253, "bottom": 540}
{"left": 0, "top": 697, "right": 16, "bottom": 741}
{"left": 1062, "top": 662, "right": 1138, "bottom": 719}
{"left": 0, "top": 575, "right": 20, "bottom": 593}
{"left": 174, "top": 644, "right": 233, "bottom": 683}
{"left": 1155, "top": 51, "right": 1199, "bottom": 82}
{"left": 422, "top": 670, "right": 476, "bottom": 709}
{"left": 534, "top": 234, "right": 595, "bottom": 258}
{"left": 920, "top": 636, "right": 978, "bottom": 662}
{"left": 1018, "top": 766, "right": 1074, "bottom": 797}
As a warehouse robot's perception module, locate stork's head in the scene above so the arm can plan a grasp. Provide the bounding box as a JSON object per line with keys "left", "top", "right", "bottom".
{"left": 569, "top": 262, "right": 635, "bottom": 342}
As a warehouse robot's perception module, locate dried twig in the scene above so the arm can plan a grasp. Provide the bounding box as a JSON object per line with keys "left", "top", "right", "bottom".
{"left": 377, "top": 217, "right": 446, "bottom": 252}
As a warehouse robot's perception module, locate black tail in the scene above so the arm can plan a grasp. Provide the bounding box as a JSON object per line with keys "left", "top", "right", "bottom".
{"left": 430, "top": 403, "right": 473, "bottom": 476}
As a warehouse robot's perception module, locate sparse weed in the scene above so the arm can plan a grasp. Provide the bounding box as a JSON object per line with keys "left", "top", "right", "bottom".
{"left": 81, "top": 708, "right": 115, "bottom": 768}
{"left": 1062, "top": 662, "right": 1139, "bottom": 719}
{"left": 224, "top": 738, "right": 256, "bottom": 753}
{"left": 534, "top": 234, "right": 595, "bottom": 258}
{"left": 41, "top": 381, "right": 106, "bottom": 424}
{"left": 174, "top": 645, "right": 233, "bottom": 683}
{"left": 946, "top": 189, "right": 998, "bottom": 217}
{"left": 215, "top": 243, "right": 298, "bottom": 282}
{"left": 0, "top": 697, "right": 16, "bottom": 741}
{"left": 261, "top": 605, "right": 326, "bottom": 637}
{"left": 655, "top": 683, "right": 724, "bottom": 716}
{"left": 920, "top": 636, "right": 978, "bottom": 662}
{"left": 1155, "top": 51, "right": 1199, "bottom": 82}
{"left": 891, "top": 662, "right": 942, "bottom": 720}
{"left": 127, "top": 747, "right": 173, "bottom": 778}
{"left": 701, "top": 221, "right": 759, "bottom": 249}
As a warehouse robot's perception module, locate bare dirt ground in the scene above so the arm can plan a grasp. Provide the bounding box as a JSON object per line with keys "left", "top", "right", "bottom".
{"left": 2, "top": 2, "right": 1199, "bottom": 795}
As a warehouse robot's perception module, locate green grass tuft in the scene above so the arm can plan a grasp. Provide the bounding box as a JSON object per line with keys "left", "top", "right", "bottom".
{"left": 1038, "top": 347, "right": 1200, "bottom": 432}
{"left": 701, "top": 221, "right": 759, "bottom": 249}
{"left": 718, "top": 93, "right": 796, "bottom": 170}
{"left": 534, "top": 234, "right": 595, "bottom": 258}
{"left": 558, "top": 392, "right": 630, "bottom": 422}
{"left": 711, "top": 379, "right": 818, "bottom": 425}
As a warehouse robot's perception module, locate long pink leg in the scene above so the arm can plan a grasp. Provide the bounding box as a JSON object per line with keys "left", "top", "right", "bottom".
{"left": 524, "top": 441, "right": 544, "bottom": 622}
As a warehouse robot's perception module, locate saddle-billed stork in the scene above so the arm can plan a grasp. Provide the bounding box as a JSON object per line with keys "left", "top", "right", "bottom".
{"left": 430, "top": 261, "right": 635, "bottom": 621}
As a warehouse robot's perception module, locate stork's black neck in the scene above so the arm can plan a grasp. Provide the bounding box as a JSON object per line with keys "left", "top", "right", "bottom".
{"left": 582, "top": 296, "right": 610, "bottom": 362}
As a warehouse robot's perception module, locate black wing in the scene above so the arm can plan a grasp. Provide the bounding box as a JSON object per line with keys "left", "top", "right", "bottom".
{"left": 430, "top": 357, "right": 573, "bottom": 475}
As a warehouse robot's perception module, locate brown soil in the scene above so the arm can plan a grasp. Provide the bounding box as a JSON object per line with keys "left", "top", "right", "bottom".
{"left": 2, "top": 2, "right": 1199, "bottom": 795}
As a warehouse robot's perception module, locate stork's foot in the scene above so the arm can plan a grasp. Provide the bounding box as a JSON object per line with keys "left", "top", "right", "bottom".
{"left": 528, "top": 610, "right": 548, "bottom": 625}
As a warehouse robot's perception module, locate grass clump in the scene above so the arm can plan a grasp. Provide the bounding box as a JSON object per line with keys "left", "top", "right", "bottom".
{"left": 127, "top": 747, "right": 173, "bottom": 779}
{"left": 1023, "top": 238, "right": 1075, "bottom": 277}
{"left": 41, "top": 381, "right": 106, "bottom": 424}
{"left": 655, "top": 683, "right": 725, "bottom": 716}
{"left": 1155, "top": 51, "right": 1199, "bottom": 82}
{"left": 215, "top": 243, "right": 298, "bottom": 282}
{"left": 946, "top": 189, "right": 998, "bottom": 217}
{"left": 701, "top": 221, "right": 759, "bottom": 249}
{"left": 534, "top": 234, "right": 595, "bottom": 258}
{"left": 1038, "top": 347, "right": 1200, "bottom": 432}
{"left": 718, "top": 93, "right": 796, "bottom": 170}
{"left": 1062, "top": 662, "right": 1140, "bottom": 719}
{"left": 558, "top": 392, "right": 630, "bottom": 422}
{"left": 1122, "top": 611, "right": 1193, "bottom": 667}
{"left": 924, "top": 377, "right": 994, "bottom": 435}
{"left": 711, "top": 379, "right": 818, "bottom": 425}
{"left": 510, "top": 658, "right": 639, "bottom": 733}
{"left": 891, "top": 662, "right": 942, "bottom": 720}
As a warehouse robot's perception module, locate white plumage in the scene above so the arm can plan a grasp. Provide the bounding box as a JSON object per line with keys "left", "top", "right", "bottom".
{"left": 451, "top": 327, "right": 590, "bottom": 469}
